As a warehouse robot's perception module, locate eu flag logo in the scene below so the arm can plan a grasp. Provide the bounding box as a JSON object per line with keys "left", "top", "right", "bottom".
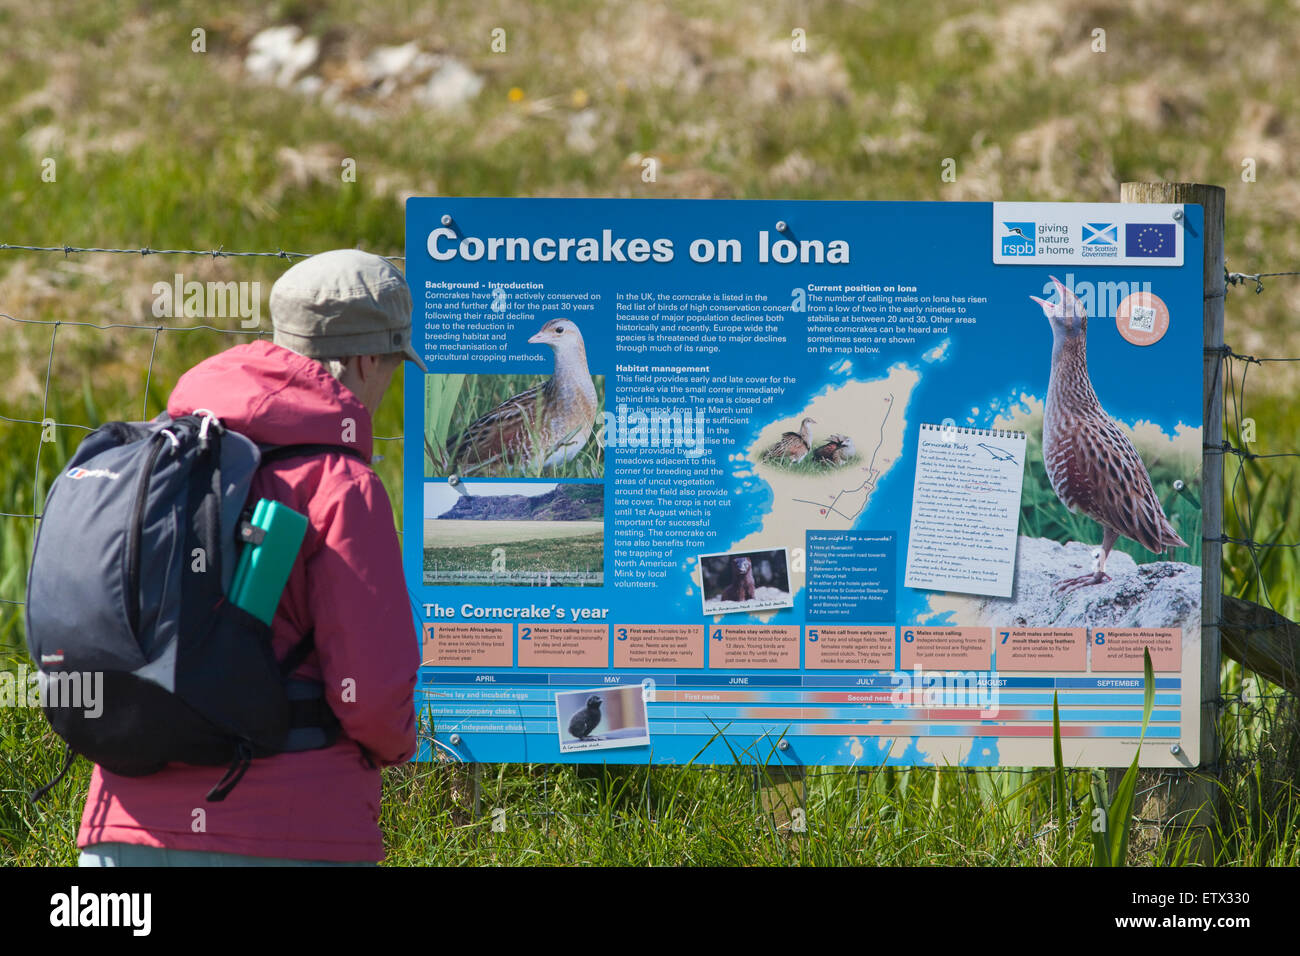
{"left": 1126, "top": 223, "right": 1175, "bottom": 257}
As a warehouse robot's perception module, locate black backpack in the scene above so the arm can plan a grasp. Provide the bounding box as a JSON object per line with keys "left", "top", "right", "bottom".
{"left": 26, "top": 410, "right": 362, "bottom": 802}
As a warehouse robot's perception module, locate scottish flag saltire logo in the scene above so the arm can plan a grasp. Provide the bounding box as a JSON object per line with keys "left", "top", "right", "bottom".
{"left": 1001, "top": 221, "right": 1034, "bottom": 256}
{"left": 1082, "top": 222, "right": 1117, "bottom": 246}
{"left": 1126, "top": 223, "right": 1175, "bottom": 257}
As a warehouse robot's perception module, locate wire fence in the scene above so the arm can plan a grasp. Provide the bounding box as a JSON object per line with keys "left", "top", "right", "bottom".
{"left": 1, "top": 241, "right": 1296, "bottom": 842}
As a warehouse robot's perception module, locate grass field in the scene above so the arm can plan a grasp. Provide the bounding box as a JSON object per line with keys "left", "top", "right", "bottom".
{"left": 424, "top": 518, "right": 604, "bottom": 548}
{"left": 423, "top": 522, "right": 604, "bottom": 586}
{"left": 2, "top": 0, "right": 1300, "bottom": 867}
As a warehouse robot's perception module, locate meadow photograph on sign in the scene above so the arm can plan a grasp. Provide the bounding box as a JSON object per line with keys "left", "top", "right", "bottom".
{"left": 422, "top": 481, "right": 604, "bottom": 587}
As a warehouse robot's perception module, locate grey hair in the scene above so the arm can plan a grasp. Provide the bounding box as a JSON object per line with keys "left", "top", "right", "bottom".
{"left": 319, "top": 357, "right": 350, "bottom": 381}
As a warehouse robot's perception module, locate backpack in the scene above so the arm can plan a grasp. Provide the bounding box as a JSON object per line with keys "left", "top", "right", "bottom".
{"left": 25, "top": 410, "right": 363, "bottom": 802}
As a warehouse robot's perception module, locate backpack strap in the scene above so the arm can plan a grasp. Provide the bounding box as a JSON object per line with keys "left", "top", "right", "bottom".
{"left": 284, "top": 680, "right": 342, "bottom": 753}
{"left": 205, "top": 740, "right": 254, "bottom": 803}
{"left": 278, "top": 627, "right": 318, "bottom": 679}
{"left": 257, "top": 442, "right": 368, "bottom": 468}
{"left": 252, "top": 439, "right": 368, "bottom": 683}
{"left": 28, "top": 743, "right": 77, "bottom": 804}
{"left": 247, "top": 445, "right": 365, "bottom": 757}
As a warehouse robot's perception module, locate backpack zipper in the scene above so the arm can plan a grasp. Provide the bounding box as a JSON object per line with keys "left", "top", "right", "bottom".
{"left": 125, "top": 432, "right": 168, "bottom": 638}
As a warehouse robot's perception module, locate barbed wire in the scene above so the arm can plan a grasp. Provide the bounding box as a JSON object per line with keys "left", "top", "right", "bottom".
{"left": 0, "top": 244, "right": 1296, "bottom": 837}
{"left": 0, "top": 309, "right": 403, "bottom": 530}
{"left": 1225, "top": 268, "right": 1300, "bottom": 295}
{"left": 0, "top": 243, "right": 404, "bottom": 263}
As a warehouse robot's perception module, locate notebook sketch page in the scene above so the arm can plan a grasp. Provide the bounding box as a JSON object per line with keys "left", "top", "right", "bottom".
{"left": 903, "top": 424, "right": 1028, "bottom": 599}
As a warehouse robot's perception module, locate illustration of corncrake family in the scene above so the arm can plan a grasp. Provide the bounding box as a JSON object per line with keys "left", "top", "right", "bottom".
{"left": 761, "top": 416, "right": 858, "bottom": 469}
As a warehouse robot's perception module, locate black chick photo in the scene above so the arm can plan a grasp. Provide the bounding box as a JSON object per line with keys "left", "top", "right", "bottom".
{"left": 567, "top": 694, "right": 603, "bottom": 740}
{"left": 555, "top": 686, "right": 650, "bottom": 753}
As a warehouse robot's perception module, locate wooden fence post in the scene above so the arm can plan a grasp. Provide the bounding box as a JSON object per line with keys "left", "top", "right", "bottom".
{"left": 1112, "top": 182, "right": 1225, "bottom": 862}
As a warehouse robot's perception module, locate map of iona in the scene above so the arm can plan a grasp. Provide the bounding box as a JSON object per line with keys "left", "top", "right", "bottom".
{"left": 710, "top": 363, "right": 920, "bottom": 610}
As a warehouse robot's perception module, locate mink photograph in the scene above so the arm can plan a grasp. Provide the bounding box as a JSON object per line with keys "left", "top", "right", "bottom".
{"left": 699, "top": 547, "right": 794, "bottom": 615}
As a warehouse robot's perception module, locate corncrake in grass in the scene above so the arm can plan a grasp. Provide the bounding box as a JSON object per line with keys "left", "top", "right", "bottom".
{"left": 425, "top": 374, "right": 605, "bottom": 479}
{"left": 1019, "top": 428, "right": 1202, "bottom": 568}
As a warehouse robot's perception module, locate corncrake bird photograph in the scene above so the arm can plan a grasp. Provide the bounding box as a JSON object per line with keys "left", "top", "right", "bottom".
{"left": 812, "top": 432, "right": 858, "bottom": 467}
{"left": 762, "top": 415, "right": 817, "bottom": 464}
{"left": 1031, "top": 275, "right": 1189, "bottom": 591}
{"left": 426, "top": 318, "right": 604, "bottom": 479}
{"left": 761, "top": 415, "right": 861, "bottom": 473}
{"left": 567, "top": 695, "right": 603, "bottom": 740}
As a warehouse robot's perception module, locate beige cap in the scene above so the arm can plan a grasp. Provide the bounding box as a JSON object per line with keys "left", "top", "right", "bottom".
{"left": 270, "top": 249, "right": 428, "bottom": 372}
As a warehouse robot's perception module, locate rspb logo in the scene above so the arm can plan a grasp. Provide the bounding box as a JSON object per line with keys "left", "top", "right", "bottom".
{"left": 1001, "top": 221, "right": 1035, "bottom": 256}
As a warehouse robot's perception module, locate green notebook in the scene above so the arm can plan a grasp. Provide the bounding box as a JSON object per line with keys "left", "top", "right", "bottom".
{"left": 229, "top": 499, "right": 308, "bottom": 625}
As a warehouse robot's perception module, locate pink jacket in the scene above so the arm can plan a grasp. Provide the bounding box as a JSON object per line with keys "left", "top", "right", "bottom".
{"left": 78, "top": 341, "right": 419, "bottom": 861}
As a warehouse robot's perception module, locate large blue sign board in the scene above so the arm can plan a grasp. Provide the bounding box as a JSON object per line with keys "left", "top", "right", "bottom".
{"left": 404, "top": 198, "right": 1203, "bottom": 768}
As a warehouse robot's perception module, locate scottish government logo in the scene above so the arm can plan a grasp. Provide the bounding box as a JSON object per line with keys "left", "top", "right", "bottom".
{"left": 1081, "top": 222, "right": 1118, "bottom": 259}
{"left": 1001, "top": 221, "right": 1035, "bottom": 256}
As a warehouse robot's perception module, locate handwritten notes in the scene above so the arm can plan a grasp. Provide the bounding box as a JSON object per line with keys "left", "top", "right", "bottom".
{"left": 903, "top": 424, "right": 1027, "bottom": 598}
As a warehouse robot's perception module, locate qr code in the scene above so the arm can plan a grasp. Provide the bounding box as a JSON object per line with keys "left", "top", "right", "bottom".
{"left": 1128, "top": 305, "right": 1156, "bottom": 332}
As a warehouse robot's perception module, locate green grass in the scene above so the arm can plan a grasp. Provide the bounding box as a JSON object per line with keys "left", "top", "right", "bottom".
{"left": 423, "top": 529, "right": 604, "bottom": 586}
{"left": 759, "top": 450, "right": 862, "bottom": 476}
{"left": 424, "top": 518, "right": 604, "bottom": 547}
{"left": 1, "top": 647, "right": 91, "bottom": 866}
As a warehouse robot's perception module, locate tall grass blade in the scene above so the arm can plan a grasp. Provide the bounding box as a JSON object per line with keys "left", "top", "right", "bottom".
{"left": 1051, "top": 691, "right": 1067, "bottom": 859}
{"left": 1102, "top": 647, "right": 1155, "bottom": 866}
